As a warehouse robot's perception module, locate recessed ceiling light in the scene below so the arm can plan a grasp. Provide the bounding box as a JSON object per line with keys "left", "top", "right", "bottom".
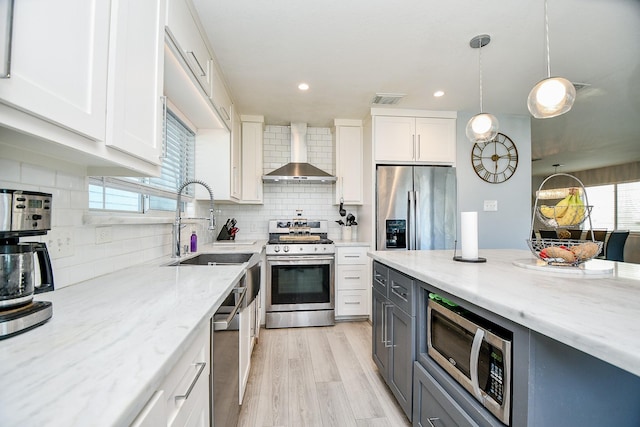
{"left": 433, "top": 90, "right": 445, "bottom": 97}
{"left": 298, "top": 83, "right": 309, "bottom": 91}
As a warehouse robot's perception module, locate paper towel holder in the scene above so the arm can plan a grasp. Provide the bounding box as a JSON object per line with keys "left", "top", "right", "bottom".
{"left": 453, "top": 240, "right": 487, "bottom": 263}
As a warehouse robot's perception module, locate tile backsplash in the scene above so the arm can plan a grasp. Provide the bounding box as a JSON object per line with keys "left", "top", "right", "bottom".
{"left": 0, "top": 124, "right": 359, "bottom": 288}
{"left": 208, "top": 125, "right": 360, "bottom": 241}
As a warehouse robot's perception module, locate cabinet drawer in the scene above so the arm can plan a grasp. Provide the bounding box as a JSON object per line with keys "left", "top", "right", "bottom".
{"left": 337, "top": 246, "right": 368, "bottom": 264}
{"left": 337, "top": 265, "right": 368, "bottom": 290}
{"left": 414, "top": 362, "right": 477, "bottom": 427}
{"left": 163, "top": 325, "right": 210, "bottom": 426}
{"left": 388, "top": 269, "right": 414, "bottom": 315}
{"left": 372, "top": 262, "right": 389, "bottom": 295}
{"left": 336, "top": 289, "right": 369, "bottom": 316}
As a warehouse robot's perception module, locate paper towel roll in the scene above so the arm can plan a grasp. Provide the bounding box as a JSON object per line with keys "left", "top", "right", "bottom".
{"left": 461, "top": 211, "right": 479, "bottom": 260}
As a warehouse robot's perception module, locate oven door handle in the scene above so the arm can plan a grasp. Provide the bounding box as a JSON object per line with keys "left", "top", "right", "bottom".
{"left": 267, "top": 255, "right": 335, "bottom": 262}
{"left": 470, "top": 327, "right": 485, "bottom": 401}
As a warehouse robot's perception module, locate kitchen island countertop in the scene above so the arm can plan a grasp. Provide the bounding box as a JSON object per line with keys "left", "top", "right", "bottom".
{"left": 0, "top": 241, "right": 265, "bottom": 427}
{"left": 368, "top": 249, "right": 640, "bottom": 378}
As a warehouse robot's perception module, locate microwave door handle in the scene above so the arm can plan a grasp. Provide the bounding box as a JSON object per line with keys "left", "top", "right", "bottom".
{"left": 470, "top": 328, "right": 485, "bottom": 401}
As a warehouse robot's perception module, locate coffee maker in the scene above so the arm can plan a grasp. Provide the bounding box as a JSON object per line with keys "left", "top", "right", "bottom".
{"left": 0, "top": 189, "right": 54, "bottom": 339}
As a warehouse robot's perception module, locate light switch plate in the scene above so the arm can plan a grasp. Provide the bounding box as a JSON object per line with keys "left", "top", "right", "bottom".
{"left": 484, "top": 200, "right": 498, "bottom": 211}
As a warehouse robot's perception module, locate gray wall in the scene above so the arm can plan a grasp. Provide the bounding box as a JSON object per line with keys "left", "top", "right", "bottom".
{"left": 456, "top": 112, "right": 532, "bottom": 250}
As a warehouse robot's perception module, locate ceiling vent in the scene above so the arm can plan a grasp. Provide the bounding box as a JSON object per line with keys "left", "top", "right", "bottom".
{"left": 371, "top": 93, "right": 406, "bottom": 105}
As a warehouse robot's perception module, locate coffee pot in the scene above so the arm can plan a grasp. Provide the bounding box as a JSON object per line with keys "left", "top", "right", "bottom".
{"left": 0, "top": 189, "right": 54, "bottom": 338}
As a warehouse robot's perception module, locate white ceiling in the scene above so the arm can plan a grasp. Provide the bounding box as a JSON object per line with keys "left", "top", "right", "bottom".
{"left": 192, "top": 0, "right": 640, "bottom": 176}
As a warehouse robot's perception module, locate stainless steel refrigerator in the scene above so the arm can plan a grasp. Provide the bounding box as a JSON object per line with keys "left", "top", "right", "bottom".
{"left": 376, "top": 165, "right": 457, "bottom": 250}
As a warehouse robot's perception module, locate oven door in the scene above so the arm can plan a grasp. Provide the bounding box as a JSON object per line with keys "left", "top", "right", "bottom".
{"left": 266, "top": 255, "right": 334, "bottom": 312}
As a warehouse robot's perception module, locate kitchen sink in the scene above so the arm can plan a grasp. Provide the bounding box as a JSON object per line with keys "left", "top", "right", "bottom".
{"left": 169, "top": 253, "right": 254, "bottom": 266}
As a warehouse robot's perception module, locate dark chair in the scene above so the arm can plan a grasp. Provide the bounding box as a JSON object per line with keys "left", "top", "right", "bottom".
{"left": 605, "top": 230, "right": 630, "bottom": 261}
{"left": 538, "top": 230, "right": 557, "bottom": 239}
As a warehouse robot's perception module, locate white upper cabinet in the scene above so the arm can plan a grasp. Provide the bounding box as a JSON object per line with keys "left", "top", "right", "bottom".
{"left": 241, "top": 115, "right": 264, "bottom": 204}
{"left": 334, "top": 119, "right": 364, "bottom": 205}
{"left": 0, "top": 0, "right": 110, "bottom": 141}
{"left": 166, "top": 0, "right": 212, "bottom": 98}
{"left": 373, "top": 109, "right": 457, "bottom": 165}
{"left": 211, "top": 64, "right": 232, "bottom": 130}
{"left": 231, "top": 107, "right": 242, "bottom": 200}
{"left": 414, "top": 117, "right": 456, "bottom": 164}
{"left": 106, "top": 0, "right": 166, "bottom": 165}
{"left": 373, "top": 116, "right": 415, "bottom": 162}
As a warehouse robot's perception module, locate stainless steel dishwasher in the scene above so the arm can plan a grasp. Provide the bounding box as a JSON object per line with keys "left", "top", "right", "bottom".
{"left": 211, "top": 276, "right": 246, "bottom": 427}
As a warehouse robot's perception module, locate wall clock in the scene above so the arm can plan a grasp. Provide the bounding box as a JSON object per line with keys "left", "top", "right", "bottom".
{"left": 471, "top": 132, "right": 518, "bottom": 183}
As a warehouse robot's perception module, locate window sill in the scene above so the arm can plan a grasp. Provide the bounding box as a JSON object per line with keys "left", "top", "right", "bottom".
{"left": 84, "top": 212, "right": 212, "bottom": 225}
{"left": 83, "top": 212, "right": 174, "bottom": 226}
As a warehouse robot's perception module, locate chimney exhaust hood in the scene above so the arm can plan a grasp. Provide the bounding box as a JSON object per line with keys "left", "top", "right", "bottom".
{"left": 262, "top": 123, "right": 337, "bottom": 183}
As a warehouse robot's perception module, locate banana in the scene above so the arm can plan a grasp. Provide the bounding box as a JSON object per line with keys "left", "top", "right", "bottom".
{"left": 540, "top": 205, "right": 557, "bottom": 219}
{"left": 553, "top": 194, "right": 572, "bottom": 218}
{"left": 556, "top": 194, "right": 586, "bottom": 226}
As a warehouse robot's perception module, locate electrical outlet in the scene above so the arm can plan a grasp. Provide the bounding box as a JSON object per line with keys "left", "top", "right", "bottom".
{"left": 47, "top": 228, "right": 74, "bottom": 258}
{"left": 484, "top": 200, "right": 498, "bottom": 211}
{"left": 95, "top": 226, "right": 113, "bottom": 244}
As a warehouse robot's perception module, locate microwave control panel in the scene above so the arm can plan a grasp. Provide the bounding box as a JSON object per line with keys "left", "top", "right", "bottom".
{"left": 487, "top": 350, "right": 505, "bottom": 403}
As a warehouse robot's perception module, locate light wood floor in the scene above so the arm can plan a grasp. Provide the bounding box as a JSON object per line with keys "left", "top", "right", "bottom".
{"left": 238, "top": 321, "right": 412, "bottom": 427}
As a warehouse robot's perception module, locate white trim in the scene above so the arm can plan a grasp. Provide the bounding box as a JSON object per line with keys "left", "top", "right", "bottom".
{"left": 370, "top": 107, "right": 457, "bottom": 119}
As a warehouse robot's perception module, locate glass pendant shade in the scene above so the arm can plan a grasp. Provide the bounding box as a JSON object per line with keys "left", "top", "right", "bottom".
{"left": 528, "top": 76, "right": 576, "bottom": 118}
{"left": 466, "top": 112, "right": 499, "bottom": 143}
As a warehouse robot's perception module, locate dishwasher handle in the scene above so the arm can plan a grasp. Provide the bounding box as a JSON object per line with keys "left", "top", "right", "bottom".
{"left": 213, "top": 286, "right": 246, "bottom": 331}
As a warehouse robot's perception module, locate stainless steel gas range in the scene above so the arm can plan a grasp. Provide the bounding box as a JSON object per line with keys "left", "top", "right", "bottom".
{"left": 265, "top": 218, "right": 335, "bottom": 328}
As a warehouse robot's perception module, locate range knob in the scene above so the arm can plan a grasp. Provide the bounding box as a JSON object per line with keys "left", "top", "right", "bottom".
{"left": 274, "top": 245, "right": 281, "bottom": 253}
{"left": 283, "top": 245, "right": 289, "bottom": 253}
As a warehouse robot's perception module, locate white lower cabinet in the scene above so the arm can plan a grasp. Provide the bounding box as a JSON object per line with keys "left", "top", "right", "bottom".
{"left": 335, "top": 245, "right": 370, "bottom": 318}
{"left": 239, "top": 300, "right": 252, "bottom": 404}
{"left": 132, "top": 323, "right": 210, "bottom": 427}
{"left": 130, "top": 391, "right": 166, "bottom": 427}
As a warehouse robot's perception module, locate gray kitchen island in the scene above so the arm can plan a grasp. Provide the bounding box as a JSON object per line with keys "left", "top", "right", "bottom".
{"left": 369, "top": 249, "right": 640, "bottom": 426}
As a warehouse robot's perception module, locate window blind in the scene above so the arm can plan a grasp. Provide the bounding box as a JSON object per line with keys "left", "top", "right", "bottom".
{"left": 89, "top": 110, "right": 195, "bottom": 212}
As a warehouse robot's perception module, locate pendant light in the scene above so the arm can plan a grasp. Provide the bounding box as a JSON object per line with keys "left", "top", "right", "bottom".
{"left": 466, "top": 34, "right": 499, "bottom": 143}
{"left": 527, "top": 0, "right": 576, "bottom": 118}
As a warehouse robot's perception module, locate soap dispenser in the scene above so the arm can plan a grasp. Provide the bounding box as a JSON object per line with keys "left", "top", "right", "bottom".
{"left": 190, "top": 230, "right": 197, "bottom": 252}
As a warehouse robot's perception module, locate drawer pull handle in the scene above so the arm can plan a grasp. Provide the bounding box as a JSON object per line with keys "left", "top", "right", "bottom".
{"left": 345, "top": 276, "right": 361, "bottom": 280}
{"left": 391, "top": 284, "right": 408, "bottom": 299}
{"left": 344, "top": 255, "right": 361, "bottom": 258}
{"left": 175, "top": 362, "right": 206, "bottom": 402}
{"left": 344, "top": 301, "right": 361, "bottom": 305}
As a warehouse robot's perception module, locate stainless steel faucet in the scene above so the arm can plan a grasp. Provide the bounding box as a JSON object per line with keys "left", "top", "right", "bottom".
{"left": 173, "top": 179, "right": 215, "bottom": 257}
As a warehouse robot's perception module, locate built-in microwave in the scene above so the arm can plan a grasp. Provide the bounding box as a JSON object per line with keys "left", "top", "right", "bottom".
{"left": 427, "top": 295, "right": 512, "bottom": 425}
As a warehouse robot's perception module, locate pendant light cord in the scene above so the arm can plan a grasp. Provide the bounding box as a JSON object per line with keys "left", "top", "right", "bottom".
{"left": 479, "top": 36, "right": 484, "bottom": 113}
{"left": 545, "top": 0, "right": 551, "bottom": 78}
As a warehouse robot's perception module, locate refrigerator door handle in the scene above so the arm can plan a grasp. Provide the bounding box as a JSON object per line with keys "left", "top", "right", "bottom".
{"left": 408, "top": 190, "right": 415, "bottom": 250}
{"left": 415, "top": 190, "right": 420, "bottom": 249}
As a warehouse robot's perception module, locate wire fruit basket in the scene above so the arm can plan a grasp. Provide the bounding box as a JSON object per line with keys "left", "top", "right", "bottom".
{"left": 527, "top": 173, "right": 602, "bottom": 266}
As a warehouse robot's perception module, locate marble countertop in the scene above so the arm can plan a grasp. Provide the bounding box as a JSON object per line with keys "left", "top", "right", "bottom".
{"left": 368, "top": 249, "right": 640, "bottom": 377}
{"left": 0, "top": 241, "right": 265, "bottom": 427}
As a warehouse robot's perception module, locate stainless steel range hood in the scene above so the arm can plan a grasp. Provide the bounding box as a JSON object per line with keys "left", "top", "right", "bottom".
{"left": 262, "top": 123, "right": 337, "bottom": 183}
